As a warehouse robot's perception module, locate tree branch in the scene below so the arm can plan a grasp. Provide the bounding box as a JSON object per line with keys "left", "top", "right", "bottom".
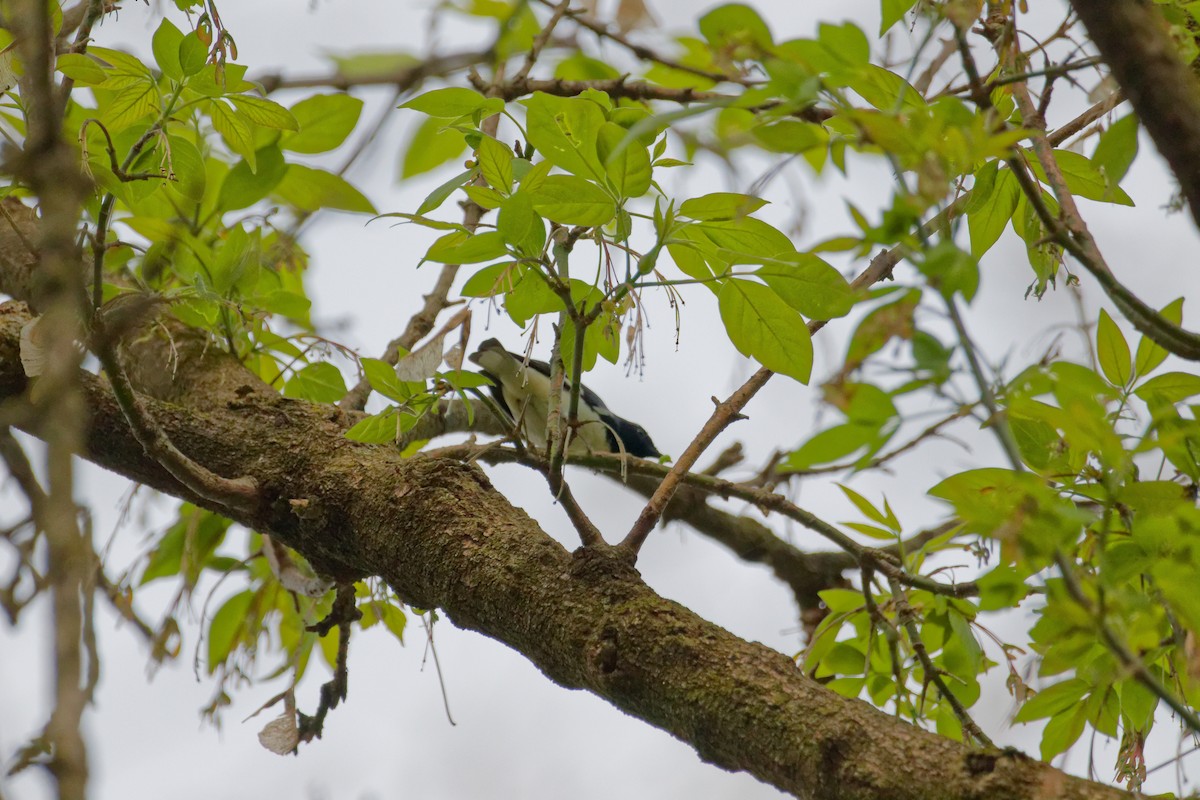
{"left": 0, "top": 299, "right": 1132, "bottom": 800}
{"left": 1068, "top": 0, "right": 1200, "bottom": 234}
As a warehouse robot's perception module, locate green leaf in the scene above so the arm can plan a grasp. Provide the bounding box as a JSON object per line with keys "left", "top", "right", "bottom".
{"left": 1096, "top": 308, "right": 1131, "bottom": 386}
{"left": 751, "top": 120, "right": 827, "bottom": 153}
{"left": 207, "top": 590, "right": 254, "bottom": 673}
{"left": 1039, "top": 705, "right": 1087, "bottom": 761}
{"left": 461, "top": 262, "right": 520, "bottom": 297}
{"left": 401, "top": 87, "right": 488, "bottom": 118}
{"left": 141, "top": 505, "right": 231, "bottom": 584}
{"left": 163, "top": 135, "right": 206, "bottom": 203}
{"left": 417, "top": 168, "right": 476, "bottom": 215}
{"left": 1134, "top": 371, "right": 1200, "bottom": 405}
{"left": 718, "top": 279, "right": 813, "bottom": 383}
{"left": 230, "top": 95, "right": 299, "bottom": 131}
{"left": 521, "top": 92, "right": 606, "bottom": 180}
{"left": 850, "top": 65, "right": 925, "bottom": 112}
{"left": 968, "top": 167, "right": 1019, "bottom": 258}
{"left": 106, "top": 80, "right": 159, "bottom": 128}
{"left": 818, "top": 588, "right": 866, "bottom": 613}
{"left": 818, "top": 22, "right": 869, "bottom": 67}
{"left": 785, "top": 423, "right": 877, "bottom": 469}
{"left": 178, "top": 32, "right": 208, "bottom": 76}
{"left": 345, "top": 408, "right": 401, "bottom": 444}
{"left": 274, "top": 165, "right": 375, "bottom": 213}
{"left": 880, "top": 0, "right": 918, "bottom": 34}
{"left": 477, "top": 134, "right": 514, "bottom": 194}
{"left": 838, "top": 484, "right": 890, "bottom": 526}
{"left": 283, "top": 362, "right": 348, "bottom": 403}
{"left": 529, "top": 174, "right": 616, "bottom": 226}
{"left": 56, "top": 53, "right": 108, "bottom": 85}
{"left": 917, "top": 242, "right": 979, "bottom": 302}
{"left": 505, "top": 268, "right": 562, "bottom": 326}
{"left": 217, "top": 146, "right": 287, "bottom": 211}
{"left": 282, "top": 94, "right": 365, "bottom": 154}
{"left": 361, "top": 357, "right": 422, "bottom": 403}
{"left": 210, "top": 98, "right": 257, "bottom": 169}
{"left": 699, "top": 3, "right": 773, "bottom": 50}
{"left": 1030, "top": 149, "right": 1133, "bottom": 206}
{"left": 974, "top": 565, "right": 1030, "bottom": 611}
{"left": 151, "top": 18, "right": 184, "bottom": 80}
{"left": 1132, "top": 297, "right": 1182, "bottom": 378}
{"left": 424, "top": 230, "right": 509, "bottom": 264}
{"left": 400, "top": 116, "right": 468, "bottom": 178}
{"left": 754, "top": 253, "right": 855, "bottom": 319}
{"left": 497, "top": 191, "right": 546, "bottom": 256}
{"left": 596, "top": 122, "right": 652, "bottom": 199}
{"left": 88, "top": 46, "right": 152, "bottom": 77}
{"left": 680, "top": 192, "right": 768, "bottom": 221}
{"left": 1093, "top": 114, "right": 1139, "bottom": 184}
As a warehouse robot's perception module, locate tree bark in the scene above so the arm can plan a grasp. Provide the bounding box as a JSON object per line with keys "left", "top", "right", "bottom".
{"left": 1069, "top": 0, "right": 1200, "bottom": 233}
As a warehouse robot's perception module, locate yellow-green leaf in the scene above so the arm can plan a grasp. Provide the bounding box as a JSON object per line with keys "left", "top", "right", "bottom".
{"left": 718, "top": 278, "right": 813, "bottom": 383}
{"left": 1096, "top": 308, "right": 1131, "bottom": 387}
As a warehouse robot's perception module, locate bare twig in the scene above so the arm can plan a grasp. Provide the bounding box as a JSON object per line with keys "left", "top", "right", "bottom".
{"left": 255, "top": 47, "right": 496, "bottom": 93}
{"left": 513, "top": 0, "right": 571, "bottom": 84}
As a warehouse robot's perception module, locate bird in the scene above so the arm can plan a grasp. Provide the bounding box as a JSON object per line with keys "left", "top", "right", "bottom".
{"left": 468, "top": 338, "right": 661, "bottom": 459}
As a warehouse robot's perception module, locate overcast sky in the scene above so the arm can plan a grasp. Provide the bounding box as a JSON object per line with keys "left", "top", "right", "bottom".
{"left": 3, "top": 1, "right": 1200, "bottom": 798}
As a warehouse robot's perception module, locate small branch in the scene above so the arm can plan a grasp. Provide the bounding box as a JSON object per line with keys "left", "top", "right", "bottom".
{"left": 461, "top": 440, "right": 976, "bottom": 599}
{"left": 513, "top": 0, "right": 571, "bottom": 84}
{"left": 473, "top": 73, "right": 830, "bottom": 124}
{"left": 1055, "top": 552, "right": 1200, "bottom": 735}
{"left": 1047, "top": 90, "right": 1125, "bottom": 147}
{"left": 945, "top": 298, "right": 1024, "bottom": 472}
{"left": 538, "top": 0, "right": 750, "bottom": 86}
{"left": 955, "top": 24, "right": 1200, "bottom": 362}
{"left": 0, "top": 426, "right": 47, "bottom": 519}
{"left": 92, "top": 317, "right": 259, "bottom": 514}
{"left": 1069, "top": 0, "right": 1200, "bottom": 233}
{"left": 340, "top": 97, "right": 504, "bottom": 412}
{"left": 255, "top": 47, "right": 496, "bottom": 93}
{"left": 10, "top": 1, "right": 95, "bottom": 796}
{"left": 888, "top": 576, "right": 995, "bottom": 748}
{"left": 298, "top": 584, "right": 360, "bottom": 743}
{"left": 618, "top": 232, "right": 905, "bottom": 558}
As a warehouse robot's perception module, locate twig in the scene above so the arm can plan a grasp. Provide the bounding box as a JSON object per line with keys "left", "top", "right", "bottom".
{"left": 513, "top": 0, "right": 571, "bottom": 84}
{"left": 0, "top": 427, "right": 47, "bottom": 519}
{"left": 298, "top": 584, "right": 360, "bottom": 743}
{"left": 1046, "top": 90, "right": 1125, "bottom": 147}
{"left": 538, "top": 0, "right": 750, "bottom": 86}
{"left": 92, "top": 319, "right": 260, "bottom": 514}
{"left": 618, "top": 232, "right": 905, "bottom": 558}
{"left": 944, "top": 298, "right": 1024, "bottom": 471}
{"left": 255, "top": 47, "right": 496, "bottom": 93}
{"left": 1055, "top": 552, "right": 1200, "bottom": 735}
{"left": 955, "top": 24, "right": 1200, "bottom": 361}
{"left": 888, "top": 576, "right": 995, "bottom": 748}
{"left": 339, "top": 96, "right": 504, "bottom": 411}
{"left": 11, "top": 1, "right": 94, "bottom": 796}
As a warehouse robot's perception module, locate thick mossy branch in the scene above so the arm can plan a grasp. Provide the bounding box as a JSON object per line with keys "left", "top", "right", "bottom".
{"left": 0, "top": 300, "right": 1132, "bottom": 800}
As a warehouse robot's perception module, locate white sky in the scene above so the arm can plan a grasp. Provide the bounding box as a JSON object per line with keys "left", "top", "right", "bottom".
{"left": 3, "top": 0, "right": 1200, "bottom": 798}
